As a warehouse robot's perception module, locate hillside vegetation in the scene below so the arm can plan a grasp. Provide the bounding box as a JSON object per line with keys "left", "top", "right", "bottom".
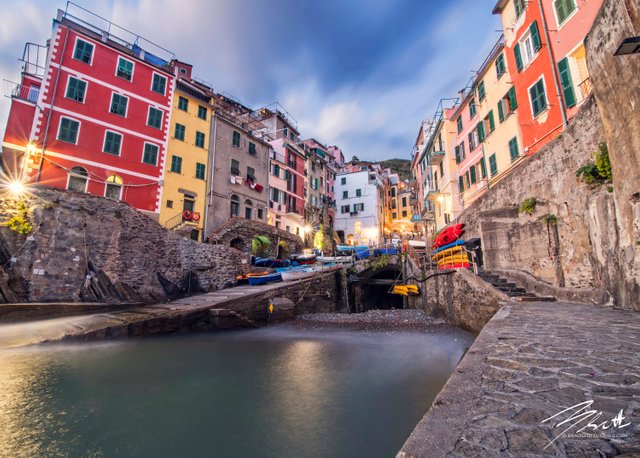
{"left": 380, "top": 158, "right": 412, "bottom": 180}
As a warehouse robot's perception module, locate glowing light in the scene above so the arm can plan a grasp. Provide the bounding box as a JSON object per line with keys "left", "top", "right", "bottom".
{"left": 437, "top": 194, "right": 445, "bottom": 204}
{"left": 7, "top": 181, "right": 26, "bottom": 196}
{"left": 303, "top": 225, "right": 312, "bottom": 234}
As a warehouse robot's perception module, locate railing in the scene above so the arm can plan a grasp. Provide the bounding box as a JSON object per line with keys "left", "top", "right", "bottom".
{"left": 428, "top": 244, "right": 478, "bottom": 274}
{"left": 164, "top": 212, "right": 186, "bottom": 230}
{"left": 3, "top": 80, "right": 39, "bottom": 102}
{"left": 578, "top": 77, "right": 592, "bottom": 100}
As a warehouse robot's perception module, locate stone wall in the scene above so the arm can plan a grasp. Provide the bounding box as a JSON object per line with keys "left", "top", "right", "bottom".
{"left": 407, "top": 268, "right": 507, "bottom": 333}
{"left": 207, "top": 216, "right": 303, "bottom": 257}
{"left": 0, "top": 188, "right": 243, "bottom": 303}
{"left": 586, "top": 0, "right": 640, "bottom": 309}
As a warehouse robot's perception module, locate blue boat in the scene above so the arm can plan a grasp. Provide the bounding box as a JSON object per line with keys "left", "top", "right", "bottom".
{"left": 337, "top": 245, "right": 368, "bottom": 252}
{"left": 355, "top": 249, "right": 372, "bottom": 260}
{"left": 248, "top": 272, "right": 282, "bottom": 286}
{"left": 252, "top": 257, "right": 291, "bottom": 268}
{"left": 375, "top": 247, "right": 399, "bottom": 256}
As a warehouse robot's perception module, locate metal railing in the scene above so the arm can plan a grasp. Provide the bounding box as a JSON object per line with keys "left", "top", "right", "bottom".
{"left": 3, "top": 80, "right": 39, "bottom": 102}
{"left": 164, "top": 212, "right": 186, "bottom": 230}
{"left": 578, "top": 77, "right": 593, "bottom": 100}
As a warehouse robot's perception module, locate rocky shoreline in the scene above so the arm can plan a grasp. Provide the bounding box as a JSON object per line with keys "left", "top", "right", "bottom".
{"left": 285, "top": 309, "right": 456, "bottom": 333}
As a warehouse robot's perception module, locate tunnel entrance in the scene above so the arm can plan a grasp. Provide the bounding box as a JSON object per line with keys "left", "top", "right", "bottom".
{"left": 351, "top": 267, "right": 404, "bottom": 312}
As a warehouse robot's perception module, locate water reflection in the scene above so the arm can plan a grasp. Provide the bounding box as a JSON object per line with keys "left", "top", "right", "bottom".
{"left": 0, "top": 328, "right": 474, "bottom": 458}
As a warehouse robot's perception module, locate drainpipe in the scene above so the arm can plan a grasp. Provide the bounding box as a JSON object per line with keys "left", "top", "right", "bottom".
{"left": 537, "top": 0, "right": 568, "bottom": 128}
{"left": 204, "top": 113, "right": 218, "bottom": 241}
{"left": 36, "top": 22, "right": 70, "bottom": 183}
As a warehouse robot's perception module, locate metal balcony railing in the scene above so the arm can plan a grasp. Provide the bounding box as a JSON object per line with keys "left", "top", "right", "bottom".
{"left": 578, "top": 77, "right": 592, "bottom": 100}
{"left": 3, "top": 80, "right": 40, "bottom": 103}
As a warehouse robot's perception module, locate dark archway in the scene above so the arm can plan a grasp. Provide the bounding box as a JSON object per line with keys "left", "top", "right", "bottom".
{"left": 230, "top": 237, "right": 246, "bottom": 252}
{"left": 353, "top": 266, "right": 404, "bottom": 311}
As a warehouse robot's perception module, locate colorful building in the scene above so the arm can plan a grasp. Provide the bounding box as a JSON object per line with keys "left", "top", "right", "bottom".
{"left": 2, "top": 6, "right": 176, "bottom": 217}
{"left": 492, "top": 0, "right": 600, "bottom": 155}
{"left": 159, "top": 65, "right": 213, "bottom": 240}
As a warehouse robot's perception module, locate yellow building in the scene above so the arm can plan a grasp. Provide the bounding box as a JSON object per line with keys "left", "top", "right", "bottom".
{"left": 159, "top": 77, "right": 212, "bottom": 241}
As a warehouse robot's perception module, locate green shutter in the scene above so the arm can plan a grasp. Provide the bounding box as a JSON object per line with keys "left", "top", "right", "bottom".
{"left": 470, "top": 166, "right": 476, "bottom": 184}
{"left": 514, "top": 43, "right": 523, "bottom": 72}
{"left": 531, "top": 21, "right": 542, "bottom": 51}
{"left": 480, "top": 158, "right": 487, "bottom": 178}
{"left": 455, "top": 145, "right": 460, "bottom": 164}
{"left": 498, "top": 101, "right": 505, "bottom": 122}
{"left": 558, "top": 57, "right": 577, "bottom": 108}
{"left": 508, "top": 87, "right": 518, "bottom": 110}
{"left": 488, "top": 110, "right": 495, "bottom": 131}
{"left": 459, "top": 176, "right": 464, "bottom": 192}
{"left": 477, "top": 122, "right": 485, "bottom": 142}
{"left": 489, "top": 154, "right": 498, "bottom": 176}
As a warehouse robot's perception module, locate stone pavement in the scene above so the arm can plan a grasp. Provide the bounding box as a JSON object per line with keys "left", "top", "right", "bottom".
{"left": 398, "top": 301, "right": 640, "bottom": 457}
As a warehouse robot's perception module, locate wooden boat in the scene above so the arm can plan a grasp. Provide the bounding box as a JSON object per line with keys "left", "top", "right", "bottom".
{"left": 281, "top": 267, "right": 317, "bottom": 281}
{"left": 432, "top": 223, "right": 465, "bottom": 249}
{"left": 248, "top": 272, "right": 282, "bottom": 285}
{"left": 317, "top": 255, "right": 353, "bottom": 264}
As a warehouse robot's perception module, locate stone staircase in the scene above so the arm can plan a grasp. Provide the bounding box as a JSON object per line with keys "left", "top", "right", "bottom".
{"left": 478, "top": 270, "right": 556, "bottom": 302}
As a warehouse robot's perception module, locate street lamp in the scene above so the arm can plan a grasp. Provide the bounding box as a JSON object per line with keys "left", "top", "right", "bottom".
{"left": 7, "top": 181, "right": 26, "bottom": 196}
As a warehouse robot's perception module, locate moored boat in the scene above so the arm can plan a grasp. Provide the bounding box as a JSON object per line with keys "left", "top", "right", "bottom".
{"left": 317, "top": 255, "right": 353, "bottom": 264}
{"left": 247, "top": 272, "right": 282, "bottom": 285}
{"left": 281, "top": 268, "right": 317, "bottom": 282}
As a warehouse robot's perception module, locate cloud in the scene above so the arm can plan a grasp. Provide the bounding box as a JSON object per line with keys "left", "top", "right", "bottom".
{"left": 0, "top": 0, "right": 501, "bottom": 163}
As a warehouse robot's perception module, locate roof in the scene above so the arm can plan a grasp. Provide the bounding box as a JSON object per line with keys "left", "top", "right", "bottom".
{"left": 492, "top": 0, "right": 509, "bottom": 14}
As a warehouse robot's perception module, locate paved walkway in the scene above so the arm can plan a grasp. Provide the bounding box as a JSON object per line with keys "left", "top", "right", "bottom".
{"left": 398, "top": 301, "right": 640, "bottom": 457}
{"left": 0, "top": 274, "right": 330, "bottom": 348}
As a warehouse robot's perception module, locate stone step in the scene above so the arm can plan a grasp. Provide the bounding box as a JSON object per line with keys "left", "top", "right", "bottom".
{"left": 506, "top": 291, "right": 533, "bottom": 297}
{"left": 517, "top": 295, "right": 557, "bottom": 302}
{"left": 495, "top": 282, "right": 517, "bottom": 289}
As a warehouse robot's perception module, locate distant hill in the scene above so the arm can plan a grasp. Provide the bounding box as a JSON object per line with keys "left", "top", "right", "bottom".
{"left": 380, "top": 158, "right": 412, "bottom": 181}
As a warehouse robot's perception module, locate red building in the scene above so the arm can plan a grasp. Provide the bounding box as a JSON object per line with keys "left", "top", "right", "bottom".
{"left": 493, "top": 0, "right": 601, "bottom": 155}
{"left": 2, "top": 5, "right": 176, "bottom": 216}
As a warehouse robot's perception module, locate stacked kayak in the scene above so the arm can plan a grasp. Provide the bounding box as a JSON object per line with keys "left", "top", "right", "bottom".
{"left": 391, "top": 284, "right": 420, "bottom": 296}
{"left": 432, "top": 227, "right": 470, "bottom": 270}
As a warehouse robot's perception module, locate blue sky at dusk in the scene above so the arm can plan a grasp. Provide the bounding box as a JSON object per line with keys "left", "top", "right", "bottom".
{"left": 0, "top": 0, "right": 501, "bottom": 162}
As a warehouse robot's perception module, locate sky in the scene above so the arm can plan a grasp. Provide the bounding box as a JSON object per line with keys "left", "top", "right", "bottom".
{"left": 0, "top": 0, "right": 501, "bottom": 162}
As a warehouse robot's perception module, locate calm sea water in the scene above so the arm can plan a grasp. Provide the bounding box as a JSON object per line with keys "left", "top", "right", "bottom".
{"left": 0, "top": 326, "right": 473, "bottom": 458}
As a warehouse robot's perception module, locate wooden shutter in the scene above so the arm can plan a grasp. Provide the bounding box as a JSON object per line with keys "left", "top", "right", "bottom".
{"left": 514, "top": 43, "right": 523, "bottom": 72}
{"left": 477, "top": 122, "right": 485, "bottom": 142}
{"left": 508, "top": 87, "right": 518, "bottom": 110}
{"left": 558, "top": 57, "right": 577, "bottom": 108}
{"left": 488, "top": 110, "right": 495, "bottom": 131}
{"left": 498, "top": 100, "right": 505, "bottom": 122}
{"left": 531, "top": 21, "right": 542, "bottom": 51}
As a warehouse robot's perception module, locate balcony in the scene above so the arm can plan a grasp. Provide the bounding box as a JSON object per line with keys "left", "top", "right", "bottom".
{"left": 428, "top": 150, "right": 445, "bottom": 166}
{"left": 4, "top": 80, "right": 39, "bottom": 103}
{"left": 578, "top": 77, "right": 592, "bottom": 100}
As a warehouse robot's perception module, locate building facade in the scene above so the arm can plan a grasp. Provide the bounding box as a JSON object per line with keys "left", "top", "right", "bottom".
{"left": 2, "top": 7, "right": 176, "bottom": 217}
{"left": 334, "top": 164, "right": 385, "bottom": 246}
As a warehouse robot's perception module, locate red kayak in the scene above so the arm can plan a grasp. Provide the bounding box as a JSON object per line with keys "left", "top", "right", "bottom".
{"left": 432, "top": 223, "right": 465, "bottom": 249}
{"left": 438, "top": 262, "right": 471, "bottom": 270}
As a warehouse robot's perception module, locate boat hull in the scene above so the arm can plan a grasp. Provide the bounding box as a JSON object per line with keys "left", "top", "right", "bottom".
{"left": 248, "top": 273, "right": 283, "bottom": 285}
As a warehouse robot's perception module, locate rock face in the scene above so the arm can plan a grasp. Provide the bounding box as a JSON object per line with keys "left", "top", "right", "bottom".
{"left": 0, "top": 188, "right": 243, "bottom": 303}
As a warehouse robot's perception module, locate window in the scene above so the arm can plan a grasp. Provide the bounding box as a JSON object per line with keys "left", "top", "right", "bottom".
{"left": 343, "top": 190, "right": 348, "bottom": 199}
{"left": 356, "top": 189, "right": 362, "bottom": 197}
{"left": 468, "top": 132, "right": 476, "bottom": 151}
{"left": 341, "top": 177, "right": 346, "bottom": 185}
{"left": 515, "top": 22, "right": 542, "bottom": 71}
{"left": 167, "top": 200, "right": 173, "bottom": 209}
{"left": 57, "top": 117, "right": 80, "bottom": 144}
{"left": 392, "top": 199, "right": 397, "bottom": 209}
{"left": 392, "top": 212, "right": 397, "bottom": 219}
{"left": 440, "top": 161, "right": 444, "bottom": 177}
{"left": 110, "top": 93, "right": 128, "bottom": 117}
{"left": 198, "top": 105, "right": 207, "bottom": 120}
{"left": 290, "top": 132, "right": 295, "bottom": 141}
{"left": 558, "top": 58, "right": 577, "bottom": 108}
{"left": 195, "top": 163, "right": 206, "bottom": 180}
{"left": 496, "top": 53, "right": 506, "bottom": 78}
{"left": 195, "top": 131, "right": 205, "bottom": 148}
{"left": 175, "top": 123, "right": 185, "bottom": 141}
{"left": 142, "top": 143, "right": 158, "bottom": 165}
{"left": 257, "top": 208, "right": 263, "bottom": 219}
{"left": 469, "top": 98, "right": 477, "bottom": 118}
{"left": 499, "top": 88, "right": 518, "bottom": 122}
{"left": 402, "top": 211, "right": 408, "bottom": 218}
{"left": 231, "top": 159, "right": 240, "bottom": 175}
{"left": 509, "top": 137, "right": 520, "bottom": 161}
{"left": 178, "top": 96, "right": 189, "bottom": 111}
{"left": 470, "top": 164, "right": 477, "bottom": 184}
{"left": 170, "top": 155, "right": 182, "bottom": 173}
{"left": 529, "top": 78, "right": 548, "bottom": 117}
{"left": 67, "top": 166, "right": 88, "bottom": 192}
{"left": 27, "top": 86, "right": 39, "bottom": 102}
{"left": 341, "top": 205, "right": 350, "bottom": 213}
{"left": 232, "top": 131, "right": 241, "bottom": 147}
{"left": 273, "top": 164, "right": 280, "bottom": 177}
{"left": 248, "top": 142, "right": 257, "bottom": 155}
{"left": 457, "top": 116, "right": 463, "bottom": 133}
{"left": 152, "top": 73, "right": 167, "bottom": 95}
{"left": 480, "top": 157, "right": 487, "bottom": 179}
{"left": 283, "top": 127, "right": 289, "bottom": 138}
{"left": 247, "top": 166, "right": 255, "bottom": 181}
{"left": 65, "top": 77, "right": 86, "bottom": 102}
{"left": 103, "top": 131, "right": 122, "bottom": 155}
{"left": 554, "top": 0, "right": 576, "bottom": 25}
{"left": 73, "top": 39, "right": 94, "bottom": 64}
{"left": 354, "top": 203, "right": 364, "bottom": 212}
{"left": 459, "top": 176, "right": 465, "bottom": 193}
{"left": 105, "top": 175, "right": 123, "bottom": 200}
{"left": 116, "top": 57, "right": 134, "bottom": 81}
{"left": 514, "top": 0, "right": 527, "bottom": 18}
{"left": 477, "top": 81, "right": 486, "bottom": 102}
{"left": 245, "top": 200, "right": 253, "bottom": 219}
{"left": 486, "top": 110, "right": 495, "bottom": 133}
{"left": 230, "top": 195, "right": 240, "bottom": 218}
{"left": 477, "top": 122, "right": 485, "bottom": 143}
{"left": 147, "top": 107, "right": 163, "bottom": 129}
{"left": 391, "top": 187, "right": 396, "bottom": 197}
{"left": 489, "top": 154, "right": 498, "bottom": 177}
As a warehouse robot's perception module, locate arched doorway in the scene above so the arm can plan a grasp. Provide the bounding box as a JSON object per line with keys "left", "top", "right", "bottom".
{"left": 230, "top": 237, "right": 245, "bottom": 251}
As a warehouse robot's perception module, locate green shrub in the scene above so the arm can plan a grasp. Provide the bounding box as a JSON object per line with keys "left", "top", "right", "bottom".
{"left": 5, "top": 202, "right": 33, "bottom": 235}
{"left": 518, "top": 197, "right": 537, "bottom": 216}
{"left": 576, "top": 142, "right": 612, "bottom": 184}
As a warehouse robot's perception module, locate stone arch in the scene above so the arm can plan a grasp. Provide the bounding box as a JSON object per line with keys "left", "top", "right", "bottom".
{"left": 230, "top": 237, "right": 246, "bottom": 251}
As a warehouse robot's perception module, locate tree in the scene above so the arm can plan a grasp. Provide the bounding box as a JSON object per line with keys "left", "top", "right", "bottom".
{"left": 351, "top": 155, "right": 360, "bottom": 163}
{"left": 251, "top": 235, "right": 271, "bottom": 257}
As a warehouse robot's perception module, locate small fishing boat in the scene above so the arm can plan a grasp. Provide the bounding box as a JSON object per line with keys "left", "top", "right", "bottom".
{"left": 289, "top": 253, "right": 317, "bottom": 265}
{"left": 247, "top": 272, "right": 282, "bottom": 285}
{"left": 281, "top": 267, "right": 317, "bottom": 282}
{"left": 317, "top": 255, "right": 353, "bottom": 264}
{"left": 236, "top": 271, "right": 269, "bottom": 284}
{"left": 252, "top": 257, "right": 291, "bottom": 268}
